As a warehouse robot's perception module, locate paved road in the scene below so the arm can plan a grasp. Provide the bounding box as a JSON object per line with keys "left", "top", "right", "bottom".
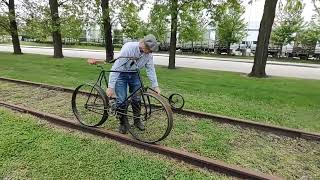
{"left": 1, "top": 45, "right": 319, "bottom": 80}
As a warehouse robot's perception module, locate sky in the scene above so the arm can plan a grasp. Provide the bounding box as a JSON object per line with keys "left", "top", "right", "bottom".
{"left": 139, "top": 0, "right": 318, "bottom": 27}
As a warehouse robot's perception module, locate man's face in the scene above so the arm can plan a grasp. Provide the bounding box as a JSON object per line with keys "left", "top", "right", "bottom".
{"left": 140, "top": 42, "right": 152, "bottom": 54}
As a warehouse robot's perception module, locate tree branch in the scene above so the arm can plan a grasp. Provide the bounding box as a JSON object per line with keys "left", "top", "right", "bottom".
{"left": 111, "top": 18, "right": 118, "bottom": 26}
{"left": 177, "top": 0, "right": 193, "bottom": 11}
{"left": 312, "top": 0, "right": 320, "bottom": 16}
{"left": 0, "top": 22, "right": 10, "bottom": 33}
{"left": 1, "top": 0, "right": 9, "bottom": 6}
{"left": 58, "top": 0, "right": 68, "bottom": 6}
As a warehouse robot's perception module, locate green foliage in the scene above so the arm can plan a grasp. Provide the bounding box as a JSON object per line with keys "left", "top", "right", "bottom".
{"left": 211, "top": 0, "right": 241, "bottom": 24}
{"left": 20, "top": 0, "right": 91, "bottom": 41}
{"left": 20, "top": 1, "right": 52, "bottom": 40}
{"left": 296, "top": 21, "right": 320, "bottom": 47}
{"left": 214, "top": 0, "right": 247, "bottom": 46}
{"left": 148, "top": 4, "right": 169, "bottom": 44}
{"left": 179, "top": 10, "right": 205, "bottom": 44}
{"left": 113, "top": 29, "right": 123, "bottom": 44}
{"left": 0, "top": 15, "right": 9, "bottom": 34}
{"left": 22, "top": 18, "right": 51, "bottom": 40}
{"left": 60, "top": 15, "right": 84, "bottom": 40}
{"left": 59, "top": 0, "right": 90, "bottom": 40}
{"left": 312, "top": 0, "right": 320, "bottom": 17}
{"left": 118, "top": 1, "right": 145, "bottom": 39}
{"left": 271, "top": 0, "right": 304, "bottom": 46}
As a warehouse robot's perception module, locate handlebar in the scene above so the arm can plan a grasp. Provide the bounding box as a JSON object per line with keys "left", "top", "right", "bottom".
{"left": 91, "top": 56, "right": 142, "bottom": 72}
{"left": 108, "top": 56, "right": 141, "bottom": 64}
{"left": 96, "top": 65, "right": 138, "bottom": 73}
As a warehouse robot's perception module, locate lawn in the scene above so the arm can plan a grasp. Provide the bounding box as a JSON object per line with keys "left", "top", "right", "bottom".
{"left": 0, "top": 108, "right": 223, "bottom": 179}
{"left": 0, "top": 52, "right": 319, "bottom": 133}
{"left": 1, "top": 81, "right": 319, "bottom": 179}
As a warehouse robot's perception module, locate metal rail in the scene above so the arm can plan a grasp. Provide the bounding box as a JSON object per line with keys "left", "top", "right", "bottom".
{"left": 0, "top": 101, "right": 280, "bottom": 180}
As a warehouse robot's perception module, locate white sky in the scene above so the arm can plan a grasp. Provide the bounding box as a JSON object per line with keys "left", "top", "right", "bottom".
{"left": 139, "top": 0, "right": 317, "bottom": 26}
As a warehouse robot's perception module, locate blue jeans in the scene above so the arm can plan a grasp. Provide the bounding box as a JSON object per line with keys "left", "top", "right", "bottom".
{"left": 115, "top": 72, "right": 141, "bottom": 109}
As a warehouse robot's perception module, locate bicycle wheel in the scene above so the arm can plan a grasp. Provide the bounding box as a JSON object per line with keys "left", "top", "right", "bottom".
{"left": 168, "top": 93, "right": 185, "bottom": 110}
{"left": 72, "top": 84, "right": 108, "bottom": 127}
{"left": 128, "top": 92, "right": 173, "bottom": 143}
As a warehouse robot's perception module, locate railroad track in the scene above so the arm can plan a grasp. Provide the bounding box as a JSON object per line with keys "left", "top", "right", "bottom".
{"left": 0, "top": 101, "right": 280, "bottom": 180}
{"left": 1, "top": 76, "right": 319, "bottom": 141}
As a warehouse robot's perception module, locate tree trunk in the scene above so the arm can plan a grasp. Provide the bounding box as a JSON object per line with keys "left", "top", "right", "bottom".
{"left": 8, "top": 0, "right": 22, "bottom": 54}
{"left": 192, "top": 41, "right": 194, "bottom": 53}
{"left": 249, "top": 0, "right": 278, "bottom": 77}
{"left": 227, "top": 42, "right": 231, "bottom": 55}
{"left": 49, "top": 0, "right": 63, "bottom": 58}
{"left": 278, "top": 45, "right": 282, "bottom": 58}
{"left": 168, "top": 0, "right": 178, "bottom": 69}
{"left": 101, "top": 0, "right": 114, "bottom": 61}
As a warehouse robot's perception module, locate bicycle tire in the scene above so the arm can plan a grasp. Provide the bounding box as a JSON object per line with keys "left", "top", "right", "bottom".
{"left": 72, "top": 84, "right": 108, "bottom": 127}
{"left": 128, "top": 92, "right": 173, "bottom": 143}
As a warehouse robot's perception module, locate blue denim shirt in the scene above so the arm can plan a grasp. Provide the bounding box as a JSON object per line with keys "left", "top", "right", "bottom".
{"left": 108, "top": 42, "right": 159, "bottom": 89}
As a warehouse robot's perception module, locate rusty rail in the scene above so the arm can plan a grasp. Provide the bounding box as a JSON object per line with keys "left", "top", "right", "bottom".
{"left": 0, "top": 101, "right": 281, "bottom": 180}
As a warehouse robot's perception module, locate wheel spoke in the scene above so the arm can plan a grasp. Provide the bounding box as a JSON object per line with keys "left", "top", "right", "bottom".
{"left": 128, "top": 92, "right": 173, "bottom": 143}
{"left": 72, "top": 84, "right": 108, "bottom": 127}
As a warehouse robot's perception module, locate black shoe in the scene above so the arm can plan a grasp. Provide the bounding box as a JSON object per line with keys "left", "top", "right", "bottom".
{"left": 134, "top": 119, "right": 145, "bottom": 131}
{"left": 119, "top": 123, "right": 129, "bottom": 134}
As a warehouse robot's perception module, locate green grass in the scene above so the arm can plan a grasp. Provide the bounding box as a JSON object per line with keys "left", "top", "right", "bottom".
{"left": 0, "top": 108, "right": 225, "bottom": 179}
{"left": 1, "top": 81, "right": 319, "bottom": 179}
{"left": 0, "top": 52, "right": 319, "bottom": 133}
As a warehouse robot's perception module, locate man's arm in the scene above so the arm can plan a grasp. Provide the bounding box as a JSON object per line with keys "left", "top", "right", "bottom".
{"left": 108, "top": 60, "right": 122, "bottom": 89}
{"left": 145, "top": 56, "right": 160, "bottom": 93}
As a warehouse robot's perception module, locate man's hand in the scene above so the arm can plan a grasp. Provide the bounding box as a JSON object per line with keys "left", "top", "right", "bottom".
{"left": 154, "top": 87, "right": 161, "bottom": 94}
{"left": 87, "top": 58, "right": 97, "bottom": 65}
{"left": 106, "top": 88, "right": 114, "bottom": 97}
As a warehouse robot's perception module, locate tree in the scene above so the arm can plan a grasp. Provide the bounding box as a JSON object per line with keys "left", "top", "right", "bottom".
{"left": 21, "top": 2, "right": 51, "bottom": 41}
{"left": 166, "top": 0, "right": 229, "bottom": 69}
{"left": 271, "top": 0, "right": 304, "bottom": 54}
{"left": 296, "top": 21, "right": 320, "bottom": 48}
{"left": 59, "top": 1, "right": 89, "bottom": 43}
{"left": 179, "top": 9, "right": 206, "bottom": 52}
{"left": 23, "top": 18, "right": 51, "bottom": 41}
{"left": 167, "top": 0, "right": 204, "bottom": 69}
{"left": 1, "top": 0, "right": 22, "bottom": 54}
{"left": 0, "top": 15, "right": 9, "bottom": 42}
{"left": 168, "top": 0, "right": 178, "bottom": 69}
{"left": 118, "top": 1, "right": 145, "bottom": 39}
{"left": 249, "top": 0, "right": 278, "bottom": 78}
{"left": 89, "top": 0, "right": 145, "bottom": 61}
{"left": 213, "top": 0, "right": 247, "bottom": 55}
{"left": 148, "top": 3, "right": 169, "bottom": 46}
{"left": 21, "top": 0, "right": 94, "bottom": 58}
{"left": 60, "top": 15, "right": 83, "bottom": 42}
{"left": 48, "top": 0, "right": 63, "bottom": 58}
{"left": 113, "top": 29, "right": 123, "bottom": 45}
{"left": 21, "top": 0, "right": 51, "bottom": 41}
{"left": 313, "top": 0, "right": 320, "bottom": 17}
{"left": 101, "top": 0, "right": 114, "bottom": 61}
{"left": 0, "top": 15, "right": 9, "bottom": 34}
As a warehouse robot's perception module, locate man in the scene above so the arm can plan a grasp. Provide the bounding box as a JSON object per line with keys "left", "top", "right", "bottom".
{"left": 89, "top": 34, "right": 160, "bottom": 134}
